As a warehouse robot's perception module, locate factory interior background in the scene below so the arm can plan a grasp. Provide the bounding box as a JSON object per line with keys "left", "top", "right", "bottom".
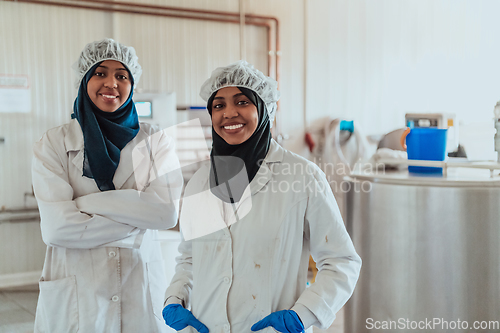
{"left": 1, "top": 0, "right": 500, "bottom": 332}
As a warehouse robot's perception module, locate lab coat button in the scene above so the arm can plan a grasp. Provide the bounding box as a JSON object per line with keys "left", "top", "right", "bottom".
{"left": 223, "top": 324, "right": 229, "bottom": 331}
{"left": 109, "top": 251, "right": 116, "bottom": 257}
{"left": 112, "top": 295, "right": 120, "bottom": 302}
{"left": 223, "top": 277, "right": 230, "bottom": 284}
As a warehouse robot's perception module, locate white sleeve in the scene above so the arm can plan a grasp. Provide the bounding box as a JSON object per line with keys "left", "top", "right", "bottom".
{"left": 74, "top": 131, "right": 183, "bottom": 230}
{"left": 291, "top": 167, "right": 362, "bottom": 329}
{"left": 164, "top": 232, "right": 193, "bottom": 309}
{"left": 32, "top": 134, "right": 141, "bottom": 249}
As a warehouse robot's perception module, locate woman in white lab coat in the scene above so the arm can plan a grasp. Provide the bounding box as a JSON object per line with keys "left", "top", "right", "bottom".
{"left": 162, "top": 61, "right": 361, "bottom": 333}
{"left": 32, "top": 38, "right": 182, "bottom": 333}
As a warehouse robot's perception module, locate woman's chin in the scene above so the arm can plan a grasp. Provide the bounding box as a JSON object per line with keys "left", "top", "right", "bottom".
{"left": 96, "top": 104, "right": 120, "bottom": 112}
{"left": 224, "top": 135, "right": 250, "bottom": 145}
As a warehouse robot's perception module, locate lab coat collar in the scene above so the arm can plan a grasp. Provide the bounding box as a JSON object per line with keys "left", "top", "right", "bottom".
{"left": 65, "top": 119, "right": 85, "bottom": 177}
{"left": 264, "top": 139, "right": 284, "bottom": 164}
{"left": 65, "top": 119, "right": 151, "bottom": 190}
{"left": 248, "top": 139, "right": 283, "bottom": 195}
{"left": 65, "top": 119, "right": 84, "bottom": 152}
{"left": 196, "top": 139, "right": 284, "bottom": 197}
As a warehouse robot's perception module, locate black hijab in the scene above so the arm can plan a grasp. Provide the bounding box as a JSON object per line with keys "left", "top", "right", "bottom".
{"left": 207, "top": 86, "right": 271, "bottom": 203}
{"left": 72, "top": 62, "right": 140, "bottom": 191}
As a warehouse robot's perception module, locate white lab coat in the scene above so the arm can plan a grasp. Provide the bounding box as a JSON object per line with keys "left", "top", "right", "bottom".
{"left": 165, "top": 140, "right": 361, "bottom": 333}
{"left": 32, "top": 119, "right": 182, "bottom": 333}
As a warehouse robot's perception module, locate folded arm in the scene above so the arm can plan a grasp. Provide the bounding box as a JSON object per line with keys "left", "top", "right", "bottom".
{"left": 74, "top": 130, "right": 183, "bottom": 230}
{"left": 32, "top": 135, "right": 141, "bottom": 249}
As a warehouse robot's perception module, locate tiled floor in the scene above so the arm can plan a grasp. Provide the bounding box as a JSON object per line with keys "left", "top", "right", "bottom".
{"left": 0, "top": 286, "right": 38, "bottom": 333}
{"left": 0, "top": 286, "right": 343, "bottom": 333}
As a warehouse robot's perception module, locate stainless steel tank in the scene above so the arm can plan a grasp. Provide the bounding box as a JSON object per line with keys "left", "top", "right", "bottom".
{"left": 344, "top": 168, "right": 500, "bottom": 332}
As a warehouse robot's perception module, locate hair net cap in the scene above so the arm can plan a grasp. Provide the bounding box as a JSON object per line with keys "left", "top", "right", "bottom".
{"left": 72, "top": 38, "right": 142, "bottom": 89}
{"left": 200, "top": 60, "right": 280, "bottom": 126}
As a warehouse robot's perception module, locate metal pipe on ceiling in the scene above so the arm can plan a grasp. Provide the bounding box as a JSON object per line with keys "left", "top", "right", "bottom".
{"left": 69, "top": 0, "right": 283, "bottom": 73}
{"left": 3, "top": 0, "right": 282, "bottom": 130}
{"left": 239, "top": 0, "right": 246, "bottom": 60}
{"left": 4, "top": 0, "right": 279, "bottom": 85}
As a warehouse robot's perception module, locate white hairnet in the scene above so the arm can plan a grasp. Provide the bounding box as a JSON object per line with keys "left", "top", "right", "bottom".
{"left": 199, "top": 60, "right": 280, "bottom": 125}
{"left": 72, "top": 38, "right": 142, "bottom": 89}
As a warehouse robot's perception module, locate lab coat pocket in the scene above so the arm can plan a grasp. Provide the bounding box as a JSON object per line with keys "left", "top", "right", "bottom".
{"left": 147, "top": 260, "right": 168, "bottom": 321}
{"left": 35, "top": 275, "right": 79, "bottom": 333}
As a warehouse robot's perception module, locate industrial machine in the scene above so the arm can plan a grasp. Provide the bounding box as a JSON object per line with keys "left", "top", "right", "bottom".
{"left": 344, "top": 168, "right": 500, "bottom": 332}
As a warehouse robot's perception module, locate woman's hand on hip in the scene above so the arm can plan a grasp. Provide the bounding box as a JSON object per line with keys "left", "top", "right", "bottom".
{"left": 163, "top": 304, "right": 209, "bottom": 333}
{"left": 251, "top": 310, "right": 305, "bottom": 333}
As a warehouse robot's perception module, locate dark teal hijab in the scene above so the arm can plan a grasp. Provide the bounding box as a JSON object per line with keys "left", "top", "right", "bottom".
{"left": 72, "top": 62, "right": 140, "bottom": 191}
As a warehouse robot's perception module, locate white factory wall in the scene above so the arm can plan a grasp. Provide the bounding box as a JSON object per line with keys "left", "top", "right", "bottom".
{"left": 305, "top": 0, "right": 500, "bottom": 136}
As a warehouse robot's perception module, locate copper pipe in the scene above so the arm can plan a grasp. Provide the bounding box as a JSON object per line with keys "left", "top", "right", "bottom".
{"left": 6, "top": 0, "right": 277, "bottom": 79}
{"left": 71, "top": 0, "right": 257, "bottom": 18}
{"left": 239, "top": 0, "right": 246, "bottom": 60}
{"left": 247, "top": 14, "right": 281, "bottom": 125}
{"left": 70, "top": 0, "right": 279, "bottom": 28}
{"left": 72, "top": 0, "right": 281, "bottom": 83}
{"left": 9, "top": 0, "right": 241, "bottom": 24}
{"left": 4, "top": 0, "right": 281, "bottom": 125}
{"left": 248, "top": 14, "right": 280, "bottom": 84}
{"left": 65, "top": 0, "right": 280, "bottom": 86}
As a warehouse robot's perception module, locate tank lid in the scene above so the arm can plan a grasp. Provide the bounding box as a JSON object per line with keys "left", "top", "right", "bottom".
{"left": 347, "top": 168, "right": 500, "bottom": 187}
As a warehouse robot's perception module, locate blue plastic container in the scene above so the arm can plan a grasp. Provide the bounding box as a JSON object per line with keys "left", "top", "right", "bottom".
{"left": 406, "top": 128, "right": 448, "bottom": 174}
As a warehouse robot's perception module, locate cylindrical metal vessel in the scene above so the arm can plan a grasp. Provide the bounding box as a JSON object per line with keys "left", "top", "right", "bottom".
{"left": 344, "top": 169, "right": 500, "bottom": 333}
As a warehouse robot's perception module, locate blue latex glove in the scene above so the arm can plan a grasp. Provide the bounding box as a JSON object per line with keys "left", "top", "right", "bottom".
{"left": 251, "top": 310, "right": 305, "bottom": 333}
{"left": 162, "top": 304, "right": 209, "bottom": 333}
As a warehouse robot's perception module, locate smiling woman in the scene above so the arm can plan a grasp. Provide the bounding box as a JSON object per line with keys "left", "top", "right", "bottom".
{"left": 87, "top": 60, "right": 132, "bottom": 112}
{"left": 31, "top": 38, "right": 182, "bottom": 333}
{"left": 163, "top": 61, "right": 361, "bottom": 333}
{"left": 210, "top": 86, "right": 259, "bottom": 145}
